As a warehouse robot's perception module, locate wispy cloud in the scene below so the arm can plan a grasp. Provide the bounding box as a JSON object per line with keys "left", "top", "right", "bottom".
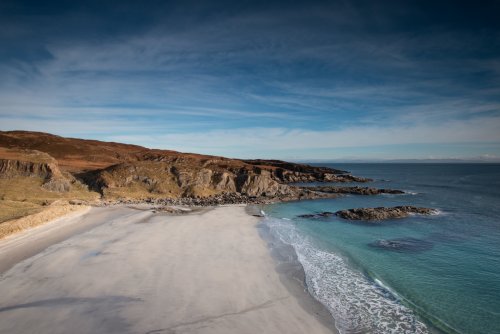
{"left": 0, "top": 0, "right": 499, "bottom": 159}
{"left": 105, "top": 116, "right": 500, "bottom": 158}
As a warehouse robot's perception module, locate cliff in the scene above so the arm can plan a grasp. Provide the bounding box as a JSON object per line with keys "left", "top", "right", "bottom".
{"left": 87, "top": 162, "right": 291, "bottom": 198}
{"left": 0, "top": 149, "right": 99, "bottom": 223}
{"left": 0, "top": 148, "right": 72, "bottom": 192}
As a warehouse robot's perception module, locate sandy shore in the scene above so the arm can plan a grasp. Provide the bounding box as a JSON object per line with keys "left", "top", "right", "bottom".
{"left": 0, "top": 205, "right": 336, "bottom": 334}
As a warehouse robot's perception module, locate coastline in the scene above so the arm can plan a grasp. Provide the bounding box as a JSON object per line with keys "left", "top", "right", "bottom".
{"left": 0, "top": 204, "right": 337, "bottom": 333}
{"left": 247, "top": 205, "right": 339, "bottom": 333}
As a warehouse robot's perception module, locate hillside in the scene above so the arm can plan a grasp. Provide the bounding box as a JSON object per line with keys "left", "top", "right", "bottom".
{"left": 0, "top": 130, "right": 368, "bottom": 222}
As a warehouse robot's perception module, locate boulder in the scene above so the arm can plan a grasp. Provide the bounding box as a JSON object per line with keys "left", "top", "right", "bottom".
{"left": 297, "top": 212, "right": 335, "bottom": 219}
{"left": 305, "top": 186, "right": 404, "bottom": 195}
{"left": 335, "top": 206, "right": 436, "bottom": 221}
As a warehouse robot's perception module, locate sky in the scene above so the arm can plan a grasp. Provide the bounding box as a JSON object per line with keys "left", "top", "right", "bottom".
{"left": 1, "top": 0, "right": 500, "bottom": 161}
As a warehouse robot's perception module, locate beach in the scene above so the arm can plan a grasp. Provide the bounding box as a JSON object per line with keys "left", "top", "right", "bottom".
{"left": 0, "top": 205, "right": 336, "bottom": 334}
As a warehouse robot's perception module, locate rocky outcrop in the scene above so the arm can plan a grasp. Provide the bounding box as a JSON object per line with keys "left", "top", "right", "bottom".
{"left": 297, "top": 212, "right": 335, "bottom": 219}
{"left": 41, "top": 177, "right": 72, "bottom": 192}
{"left": 278, "top": 171, "right": 371, "bottom": 183}
{"left": 0, "top": 150, "right": 72, "bottom": 192}
{"left": 0, "top": 159, "right": 54, "bottom": 178}
{"left": 82, "top": 161, "right": 311, "bottom": 200}
{"left": 243, "top": 159, "right": 347, "bottom": 175}
{"left": 335, "top": 206, "right": 437, "bottom": 221}
{"left": 243, "top": 159, "right": 371, "bottom": 183}
{"left": 236, "top": 171, "right": 292, "bottom": 197}
{"left": 305, "top": 186, "right": 404, "bottom": 195}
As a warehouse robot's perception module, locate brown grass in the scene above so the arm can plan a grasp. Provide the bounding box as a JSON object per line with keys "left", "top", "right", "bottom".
{"left": 0, "top": 177, "right": 99, "bottom": 223}
{"left": 0, "top": 177, "right": 98, "bottom": 201}
{"left": 0, "top": 203, "right": 89, "bottom": 239}
{"left": 0, "top": 200, "right": 42, "bottom": 223}
{"left": 0, "top": 147, "right": 55, "bottom": 163}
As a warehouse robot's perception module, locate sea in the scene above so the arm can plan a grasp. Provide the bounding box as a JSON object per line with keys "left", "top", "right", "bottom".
{"left": 261, "top": 163, "right": 500, "bottom": 334}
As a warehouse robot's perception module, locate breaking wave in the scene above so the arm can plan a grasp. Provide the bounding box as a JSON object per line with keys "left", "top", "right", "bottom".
{"left": 264, "top": 216, "right": 429, "bottom": 334}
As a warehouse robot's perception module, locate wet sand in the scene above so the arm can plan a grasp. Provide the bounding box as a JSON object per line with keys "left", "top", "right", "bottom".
{"left": 0, "top": 205, "right": 336, "bottom": 334}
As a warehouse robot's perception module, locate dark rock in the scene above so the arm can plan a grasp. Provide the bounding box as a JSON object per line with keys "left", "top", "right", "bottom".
{"left": 297, "top": 212, "right": 335, "bottom": 219}
{"left": 305, "top": 186, "right": 404, "bottom": 195}
{"left": 42, "top": 178, "right": 71, "bottom": 192}
{"left": 243, "top": 159, "right": 348, "bottom": 175}
{"left": 335, "top": 206, "right": 436, "bottom": 221}
{"left": 369, "top": 238, "right": 434, "bottom": 252}
{"left": 0, "top": 156, "right": 73, "bottom": 192}
{"left": 242, "top": 159, "right": 371, "bottom": 183}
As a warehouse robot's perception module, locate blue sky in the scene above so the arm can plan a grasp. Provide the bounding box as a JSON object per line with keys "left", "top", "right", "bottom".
{"left": 1, "top": 0, "right": 499, "bottom": 161}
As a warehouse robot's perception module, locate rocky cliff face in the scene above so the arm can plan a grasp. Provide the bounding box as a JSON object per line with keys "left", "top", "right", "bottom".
{"left": 81, "top": 160, "right": 294, "bottom": 199}
{"left": 0, "top": 159, "right": 55, "bottom": 179}
{"left": 0, "top": 149, "right": 72, "bottom": 192}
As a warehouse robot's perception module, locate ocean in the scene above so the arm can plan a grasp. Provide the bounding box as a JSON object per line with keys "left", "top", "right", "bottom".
{"left": 262, "top": 163, "right": 500, "bottom": 334}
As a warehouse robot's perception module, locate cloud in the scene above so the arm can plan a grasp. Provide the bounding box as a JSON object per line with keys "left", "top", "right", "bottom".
{"left": 102, "top": 116, "right": 500, "bottom": 157}
{"left": 0, "top": 0, "right": 499, "bottom": 159}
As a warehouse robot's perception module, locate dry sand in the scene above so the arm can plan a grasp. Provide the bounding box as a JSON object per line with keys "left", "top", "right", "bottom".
{"left": 0, "top": 205, "right": 336, "bottom": 334}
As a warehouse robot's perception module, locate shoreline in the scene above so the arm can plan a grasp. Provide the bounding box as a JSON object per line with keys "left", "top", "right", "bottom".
{"left": 256, "top": 206, "right": 451, "bottom": 334}
{"left": 247, "top": 205, "right": 339, "bottom": 333}
{"left": 0, "top": 204, "right": 337, "bottom": 333}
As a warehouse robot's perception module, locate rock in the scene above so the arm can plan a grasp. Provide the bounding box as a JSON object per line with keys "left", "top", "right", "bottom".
{"left": 42, "top": 178, "right": 71, "bottom": 192}
{"left": 335, "top": 206, "right": 436, "bottom": 221}
{"left": 305, "top": 186, "right": 404, "bottom": 195}
{"left": 321, "top": 174, "right": 372, "bottom": 183}
{"left": 369, "top": 238, "right": 434, "bottom": 252}
{"left": 297, "top": 212, "right": 335, "bottom": 219}
{"left": 69, "top": 199, "right": 86, "bottom": 205}
{"left": 0, "top": 151, "right": 73, "bottom": 193}
{"left": 151, "top": 206, "right": 189, "bottom": 214}
{"left": 241, "top": 160, "right": 372, "bottom": 183}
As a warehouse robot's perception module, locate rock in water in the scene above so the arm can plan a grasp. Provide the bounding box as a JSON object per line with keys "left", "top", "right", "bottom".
{"left": 335, "top": 206, "right": 436, "bottom": 221}
{"left": 304, "top": 186, "right": 404, "bottom": 195}
{"left": 297, "top": 212, "right": 335, "bottom": 219}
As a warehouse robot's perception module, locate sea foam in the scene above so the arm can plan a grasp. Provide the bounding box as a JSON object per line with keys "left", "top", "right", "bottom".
{"left": 265, "top": 217, "right": 429, "bottom": 334}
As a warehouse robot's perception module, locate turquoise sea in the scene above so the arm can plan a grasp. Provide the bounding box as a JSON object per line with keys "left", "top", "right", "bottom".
{"left": 263, "top": 163, "right": 500, "bottom": 334}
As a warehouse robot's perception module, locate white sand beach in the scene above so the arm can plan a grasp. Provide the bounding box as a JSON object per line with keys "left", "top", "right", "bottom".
{"left": 0, "top": 205, "right": 336, "bottom": 334}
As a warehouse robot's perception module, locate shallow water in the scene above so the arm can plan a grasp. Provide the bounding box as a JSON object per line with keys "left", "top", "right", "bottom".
{"left": 263, "top": 163, "right": 500, "bottom": 334}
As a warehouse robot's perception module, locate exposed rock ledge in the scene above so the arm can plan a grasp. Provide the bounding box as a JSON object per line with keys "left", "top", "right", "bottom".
{"left": 305, "top": 186, "right": 404, "bottom": 195}
{"left": 297, "top": 212, "right": 335, "bottom": 219}
{"left": 335, "top": 206, "right": 437, "bottom": 221}
{"left": 94, "top": 188, "right": 339, "bottom": 207}
{"left": 0, "top": 150, "right": 72, "bottom": 192}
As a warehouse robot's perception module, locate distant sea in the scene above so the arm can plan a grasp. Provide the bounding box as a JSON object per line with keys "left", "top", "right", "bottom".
{"left": 262, "top": 163, "right": 500, "bottom": 334}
